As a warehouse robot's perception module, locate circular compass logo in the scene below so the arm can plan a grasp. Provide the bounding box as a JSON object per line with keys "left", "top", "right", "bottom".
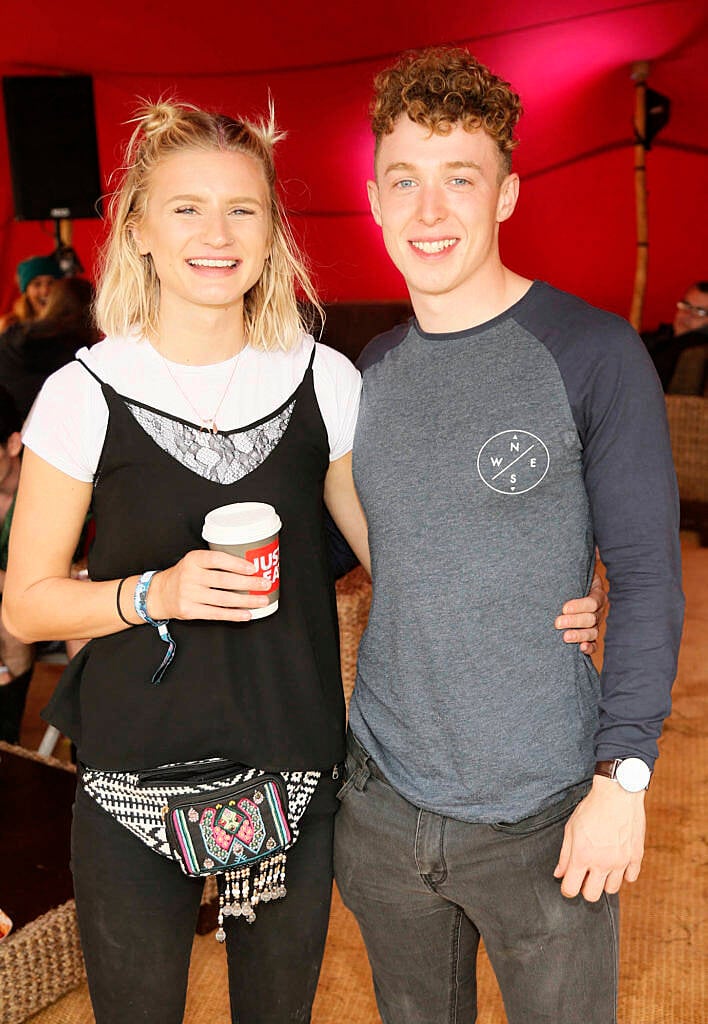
{"left": 477, "top": 429, "right": 550, "bottom": 495}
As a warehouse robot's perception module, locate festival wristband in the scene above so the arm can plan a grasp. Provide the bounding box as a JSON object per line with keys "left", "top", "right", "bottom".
{"left": 133, "top": 570, "right": 176, "bottom": 685}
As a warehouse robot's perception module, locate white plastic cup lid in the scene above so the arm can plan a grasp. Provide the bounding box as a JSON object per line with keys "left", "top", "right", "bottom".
{"left": 202, "top": 502, "right": 281, "bottom": 546}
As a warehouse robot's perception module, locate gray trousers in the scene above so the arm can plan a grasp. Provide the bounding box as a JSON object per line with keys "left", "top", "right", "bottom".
{"left": 334, "top": 731, "right": 618, "bottom": 1024}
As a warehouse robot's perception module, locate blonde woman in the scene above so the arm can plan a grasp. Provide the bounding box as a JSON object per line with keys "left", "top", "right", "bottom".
{"left": 3, "top": 103, "right": 369, "bottom": 1024}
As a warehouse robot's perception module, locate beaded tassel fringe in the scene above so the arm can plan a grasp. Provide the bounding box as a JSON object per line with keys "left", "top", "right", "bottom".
{"left": 215, "top": 853, "right": 288, "bottom": 942}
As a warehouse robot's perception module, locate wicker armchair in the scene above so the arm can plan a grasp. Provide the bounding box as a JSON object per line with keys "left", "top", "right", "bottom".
{"left": 664, "top": 395, "right": 708, "bottom": 544}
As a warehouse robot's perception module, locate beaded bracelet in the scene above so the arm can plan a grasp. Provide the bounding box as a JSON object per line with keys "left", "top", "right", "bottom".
{"left": 133, "top": 570, "right": 176, "bottom": 685}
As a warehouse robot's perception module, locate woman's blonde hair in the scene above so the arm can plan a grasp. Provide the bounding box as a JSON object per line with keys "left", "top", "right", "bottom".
{"left": 95, "top": 100, "right": 322, "bottom": 350}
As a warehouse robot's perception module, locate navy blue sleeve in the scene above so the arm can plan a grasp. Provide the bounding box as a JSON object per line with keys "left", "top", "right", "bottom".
{"left": 325, "top": 510, "right": 359, "bottom": 579}
{"left": 522, "top": 286, "right": 684, "bottom": 766}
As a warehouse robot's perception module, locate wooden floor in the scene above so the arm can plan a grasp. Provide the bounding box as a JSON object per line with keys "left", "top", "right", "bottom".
{"left": 17, "top": 534, "right": 708, "bottom": 1023}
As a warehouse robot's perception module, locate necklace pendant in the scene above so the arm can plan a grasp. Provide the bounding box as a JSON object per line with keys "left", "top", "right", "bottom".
{"left": 158, "top": 346, "right": 241, "bottom": 437}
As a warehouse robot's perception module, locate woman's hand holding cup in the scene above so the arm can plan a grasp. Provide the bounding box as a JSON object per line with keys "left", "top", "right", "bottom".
{"left": 144, "top": 503, "right": 281, "bottom": 623}
{"left": 146, "top": 548, "right": 273, "bottom": 623}
{"left": 201, "top": 503, "right": 281, "bottom": 620}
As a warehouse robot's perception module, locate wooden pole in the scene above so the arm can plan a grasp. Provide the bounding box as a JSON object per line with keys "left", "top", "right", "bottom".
{"left": 58, "top": 219, "right": 73, "bottom": 248}
{"left": 629, "top": 61, "right": 650, "bottom": 332}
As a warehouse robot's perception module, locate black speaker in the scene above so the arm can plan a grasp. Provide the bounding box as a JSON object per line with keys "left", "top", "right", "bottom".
{"left": 2, "top": 75, "right": 102, "bottom": 221}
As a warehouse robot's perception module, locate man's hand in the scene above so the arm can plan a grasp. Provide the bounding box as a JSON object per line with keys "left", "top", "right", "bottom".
{"left": 553, "top": 776, "right": 646, "bottom": 901}
{"left": 555, "top": 568, "right": 609, "bottom": 655}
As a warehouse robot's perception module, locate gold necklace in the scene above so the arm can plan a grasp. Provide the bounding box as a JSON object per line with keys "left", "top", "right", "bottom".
{"left": 158, "top": 347, "right": 243, "bottom": 435}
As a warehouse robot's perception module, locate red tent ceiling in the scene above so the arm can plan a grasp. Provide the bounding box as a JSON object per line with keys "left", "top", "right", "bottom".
{"left": 1, "top": 0, "right": 706, "bottom": 329}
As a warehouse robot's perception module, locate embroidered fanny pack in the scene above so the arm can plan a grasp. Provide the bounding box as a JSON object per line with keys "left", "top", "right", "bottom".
{"left": 81, "top": 758, "right": 320, "bottom": 941}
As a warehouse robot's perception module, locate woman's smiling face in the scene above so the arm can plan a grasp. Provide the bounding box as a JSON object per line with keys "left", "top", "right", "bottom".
{"left": 133, "top": 148, "right": 271, "bottom": 322}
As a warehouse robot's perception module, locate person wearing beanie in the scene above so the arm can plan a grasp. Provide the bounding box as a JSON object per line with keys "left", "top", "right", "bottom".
{"left": 0, "top": 255, "right": 61, "bottom": 332}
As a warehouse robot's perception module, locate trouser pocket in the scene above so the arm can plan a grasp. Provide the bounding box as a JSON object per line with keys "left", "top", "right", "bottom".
{"left": 490, "top": 780, "right": 591, "bottom": 836}
{"left": 335, "top": 730, "right": 372, "bottom": 802}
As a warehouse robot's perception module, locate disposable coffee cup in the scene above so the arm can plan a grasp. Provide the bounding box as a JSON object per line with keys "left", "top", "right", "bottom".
{"left": 202, "top": 502, "right": 282, "bottom": 620}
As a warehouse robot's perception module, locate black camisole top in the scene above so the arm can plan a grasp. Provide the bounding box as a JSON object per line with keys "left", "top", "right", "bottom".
{"left": 43, "top": 348, "right": 345, "bottom": 772}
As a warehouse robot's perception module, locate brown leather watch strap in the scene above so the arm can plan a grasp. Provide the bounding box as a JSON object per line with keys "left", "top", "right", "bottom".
{"left": 594, "top": 759, "right": 621, "bottom": 779}
{"left": 594, "top": 758, "right": 651, "bottom": 790}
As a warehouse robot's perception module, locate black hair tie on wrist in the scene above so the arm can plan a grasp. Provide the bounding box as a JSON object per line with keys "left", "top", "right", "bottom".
{"left": 116, "top": 576, "right": 133, "bottom": 626}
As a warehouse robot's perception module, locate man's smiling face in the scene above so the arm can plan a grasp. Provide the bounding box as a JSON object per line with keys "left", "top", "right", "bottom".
{"left": 367, "top": 117, "right": 519, "bottom": 312}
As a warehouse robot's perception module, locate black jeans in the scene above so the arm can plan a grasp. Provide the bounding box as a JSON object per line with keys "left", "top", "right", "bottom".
{"left": 335, "top": 731, "right": 619, "bottom": 1024}
{"left": 72, "top": 771, "right": 338, "bottom": 1024}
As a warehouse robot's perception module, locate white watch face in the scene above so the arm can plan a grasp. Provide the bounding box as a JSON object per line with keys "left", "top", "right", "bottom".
{"left": 615, "top": 757, "right": 651, "bottom": 792}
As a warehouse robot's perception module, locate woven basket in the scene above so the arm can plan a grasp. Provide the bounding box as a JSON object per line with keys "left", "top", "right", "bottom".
{"left": 665, "top": 395, "right": 708, "bottom": 504}
{"left": 0, "top": 744, "right": 83, "bottom": 1023}
{"left": 0, "top": 899, "right": 84, "bottom": 1024}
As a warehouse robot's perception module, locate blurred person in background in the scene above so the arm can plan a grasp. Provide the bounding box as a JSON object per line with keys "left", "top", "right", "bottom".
{"left": 0, "top": 382, "right": 90, "bottom": 743}
{"left": 0, "top": 277, "right": 100, "bottom": 421}
{"left": 0, "top": 386, "right": 34, "bottom": 742}
{"left": 643, "top": 281, "right": 708, "bottom": 392}
{"left": 0, "top": 255, "right": 62, "bottom": 333}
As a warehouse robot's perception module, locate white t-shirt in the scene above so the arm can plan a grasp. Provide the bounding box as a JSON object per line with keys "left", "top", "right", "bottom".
{"left": 23, "top": 333, "right": 362, "bottom": 482}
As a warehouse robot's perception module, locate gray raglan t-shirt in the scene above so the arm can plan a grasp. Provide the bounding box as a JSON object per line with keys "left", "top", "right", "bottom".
{"left": 349, "top": 281, "right": 684, "bottom": 823}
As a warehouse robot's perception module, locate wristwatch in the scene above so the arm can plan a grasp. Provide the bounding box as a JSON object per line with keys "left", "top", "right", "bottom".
{"left": 594, "top": 758, "right": 651, "bottom": 793}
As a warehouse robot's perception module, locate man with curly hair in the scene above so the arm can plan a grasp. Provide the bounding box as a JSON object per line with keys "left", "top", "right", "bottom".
{"left": 334, "top": 47, "right": 683, "bottom": 1024}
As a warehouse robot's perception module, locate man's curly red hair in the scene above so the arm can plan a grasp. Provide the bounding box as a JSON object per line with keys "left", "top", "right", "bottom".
{"left": 370, "top": 47, "right": 522, "bottom": 178}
